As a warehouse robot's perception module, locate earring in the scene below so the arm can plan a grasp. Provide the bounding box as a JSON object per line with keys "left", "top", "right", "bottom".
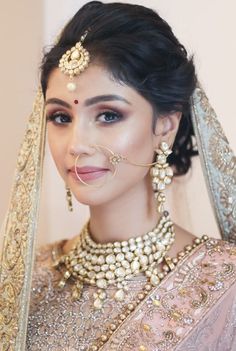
{"left": 150, "top": 142, "right": 174, "bottom": 213}
{"left": 66, "top": 186, "right": 73, "bottom": 212}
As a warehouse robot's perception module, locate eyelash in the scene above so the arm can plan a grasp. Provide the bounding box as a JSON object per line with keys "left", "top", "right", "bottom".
{"left": 97, "top": 111, "right": 122, "bottom": 124}
{"left": 46, "top": 110, "right": 123, "bottom": 125}
{"left": 46, "top": 112, "right": 71, "bottom": 125}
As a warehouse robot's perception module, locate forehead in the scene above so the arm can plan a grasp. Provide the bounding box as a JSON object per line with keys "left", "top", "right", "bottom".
{"left": 45, "top": 64, "right": 150, "bottom": 108}
{"left": 47, "top": 65, "right": 125, "bottom": 96}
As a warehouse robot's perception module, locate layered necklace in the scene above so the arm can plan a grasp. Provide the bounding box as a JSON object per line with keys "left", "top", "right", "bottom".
{"left": 53, "top": 213, "right": 209, "bottom": 351}
{"left": 53, "top": 211, "right": 175, "bottom": 309}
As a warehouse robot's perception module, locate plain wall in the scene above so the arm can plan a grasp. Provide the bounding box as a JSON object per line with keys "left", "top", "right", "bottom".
{"left": 0, "top": 1, "right": 43, "bottom": 248}
{"left": 1, "top": 0, "right": 235, "bottom": 246}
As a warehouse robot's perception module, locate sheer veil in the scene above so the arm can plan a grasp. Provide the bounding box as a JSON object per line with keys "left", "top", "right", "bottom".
{"left": 0, "top": 69, "right": 235, "bottom": 351}
{"left": 0, "top": 88, "right": 46, "bottom": 349}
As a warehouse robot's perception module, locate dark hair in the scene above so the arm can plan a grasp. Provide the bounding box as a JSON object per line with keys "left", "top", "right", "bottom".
{"left": 41, "top": 1, "right": 198, "bottom": 176}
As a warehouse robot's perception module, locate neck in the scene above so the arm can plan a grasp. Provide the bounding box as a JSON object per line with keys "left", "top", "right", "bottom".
{"left": 89, "top": 177, "right": 161, "bottom": 244}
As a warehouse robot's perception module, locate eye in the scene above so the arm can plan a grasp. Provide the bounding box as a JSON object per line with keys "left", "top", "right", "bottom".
{"left": 46, "top": 112, "right": 71, "bottom": 125}
{"left": 96, "top": 111, "right": 122, "bottom": 124}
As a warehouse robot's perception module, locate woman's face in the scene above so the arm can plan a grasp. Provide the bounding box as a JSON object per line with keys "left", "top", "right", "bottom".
{"left": 45, "top": 64, "right": 176, "bottom": 206}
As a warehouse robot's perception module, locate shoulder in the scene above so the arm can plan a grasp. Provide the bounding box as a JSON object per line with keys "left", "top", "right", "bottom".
{"left": 166, "top": 236, "right": 236, "bottom": 300}
{"left": 203, "top": 238, "right": 236, "bottom": 281}
{"left": 178, "top": 237, "right": 236, "bottom": 294}
{"left": 171, "top": 223, "right": 236, "bottom": 265}
{"left": 33, "top": 239, "right": 68, "bottom": 274}
{"left": 30, "top": 240, "right": 66, "bottom": 302}
{"left": 34, "top": 240, "right": 63, "bottom": 269}
{"left": 202, "top": 237, "right": 236, "bottom": 262}
{"left": 183, "top": 236, "right": 236, "bottom": 268}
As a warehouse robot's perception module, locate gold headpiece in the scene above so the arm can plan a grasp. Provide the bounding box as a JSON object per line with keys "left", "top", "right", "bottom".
{"left": 58, "top": 31, "right": 90, "bottom": 92}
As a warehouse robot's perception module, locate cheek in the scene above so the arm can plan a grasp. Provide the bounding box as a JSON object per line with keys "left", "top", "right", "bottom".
{"left": 112, "top": 122, "right": 154, "bottom": 163}
{"left": 107, "top": 122, "right": 155, "bottom": 183}
{"left": 47, "top": 128, "right": 67, "bottom": 174}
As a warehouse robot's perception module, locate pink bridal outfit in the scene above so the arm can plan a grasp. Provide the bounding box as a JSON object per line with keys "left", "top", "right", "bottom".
{"left": 26, "top": 238, "right": 236, "bottom": 350}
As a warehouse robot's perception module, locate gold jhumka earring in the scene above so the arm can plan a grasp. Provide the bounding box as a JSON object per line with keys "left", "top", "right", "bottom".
{"left": 150, "top": 141, "right": 174, "bottom": 214}
{"left": 65, "top": 186, "right": 73, "bottom": 212}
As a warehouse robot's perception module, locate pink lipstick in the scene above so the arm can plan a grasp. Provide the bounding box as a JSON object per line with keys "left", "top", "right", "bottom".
{"left": 69, "top": 166, "right": 109, "bottom": 182}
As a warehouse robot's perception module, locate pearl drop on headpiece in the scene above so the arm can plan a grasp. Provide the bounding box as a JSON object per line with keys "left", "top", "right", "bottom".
{"left": 67, "top": 82, "right": 77, "bottom": 92}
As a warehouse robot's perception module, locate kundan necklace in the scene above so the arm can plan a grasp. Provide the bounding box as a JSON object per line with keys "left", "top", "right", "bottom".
{"left": 53, "top": 211, "right": 175, "bottom": 309}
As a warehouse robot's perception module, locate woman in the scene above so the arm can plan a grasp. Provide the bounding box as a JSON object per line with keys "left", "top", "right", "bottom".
{"left": 1, "top": 1, "right": 236, "bottom": 350}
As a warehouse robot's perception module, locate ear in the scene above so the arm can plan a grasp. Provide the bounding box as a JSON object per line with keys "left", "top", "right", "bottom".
{"left": 153, "top": 112, "right": 182, "bottom": 148}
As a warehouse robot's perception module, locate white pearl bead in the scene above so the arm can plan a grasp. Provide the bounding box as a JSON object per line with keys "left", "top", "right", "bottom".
{"left": 131, "top": 261, "right": 140, "bottom": 272}
{"left": 96, "top": 279, "right": 107, "bottom": 289}
{"left": 67, "top": 82, "right": 77, "bottom": 91}
{"left": 94, "top": 298, "right": 103, "bottom": 309}
{"left": 114, "top": 289, "right": 125, "bottom": 302}
{"left": 106, "top": 254, "right": 116, "bottom": 264}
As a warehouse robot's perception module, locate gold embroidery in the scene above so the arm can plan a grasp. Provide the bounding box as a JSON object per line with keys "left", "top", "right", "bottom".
{"left": 205, "top": 239, "right": 224, "bottom": 255}
{"left": 143, "top": 324, "right": 151, "bottom": 332}
{"left": 192, "top": 87, "right": 236, "bottom": 243}
{"left": 222, "top": 263, "right": 235, "bottom": 278}
{"left": 191, "top": 287, "right": 209, "bottom": 308}
{"left": 155, "top": 330, "right": 180, "bottom": 350}
{"left": 0, "top": 89, "right": 45, "bottom": 350}
{"left": 139, "top": 345, "right": 147, "bottom": 351}
{"left": 229, "top": 247, "right": 236, "bottom": 256}
{"left": 178, "top": 287, "right": 189, "bottom": 297}
{"left": 170, "top": 310, "right": 182, "bottom": 321}
{"left": 152, "top": 299, "right": 161, "bottom": 307}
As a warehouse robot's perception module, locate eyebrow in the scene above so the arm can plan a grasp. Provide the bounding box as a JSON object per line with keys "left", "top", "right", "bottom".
{"left": 45, "top": 98, "right": 71, "bottom": 109}
{"left": 84, "top": 94, "right": 131, "bottom": 106}
{"left": 45, "top": 94, "right": 131, "bottom": 108}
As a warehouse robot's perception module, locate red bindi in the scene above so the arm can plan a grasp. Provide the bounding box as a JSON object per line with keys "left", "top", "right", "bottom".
{"left": 74, "top": 99, "right": 79, "bottom": 104}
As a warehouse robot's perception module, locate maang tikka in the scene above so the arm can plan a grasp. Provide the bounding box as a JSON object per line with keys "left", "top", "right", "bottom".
{"left": 150, "top": 141, "right": 174, "bottom": 213}
{"left": 59, "top": 31, "right": 90, "bottom": 92}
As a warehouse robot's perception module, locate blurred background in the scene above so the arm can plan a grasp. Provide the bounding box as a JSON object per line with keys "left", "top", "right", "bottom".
{"left": 0, "top": 0, "right": 235, "bottom": 246}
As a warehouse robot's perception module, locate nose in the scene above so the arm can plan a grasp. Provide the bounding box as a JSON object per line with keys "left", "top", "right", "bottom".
{"left": 68, "top": 122, "right": 95, "bottom": 157}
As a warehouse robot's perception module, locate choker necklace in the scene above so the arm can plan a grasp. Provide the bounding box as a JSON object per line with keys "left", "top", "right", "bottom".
{"left": 53, "top": 211, "right": 175, "bottom": 309}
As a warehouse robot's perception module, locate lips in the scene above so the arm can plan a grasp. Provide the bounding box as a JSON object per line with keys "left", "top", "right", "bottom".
{"left": 74, "top": 166, "right": 109, "bottom": 174}
{"left": 69, "top": 166, "right": 109, "bottom": 182}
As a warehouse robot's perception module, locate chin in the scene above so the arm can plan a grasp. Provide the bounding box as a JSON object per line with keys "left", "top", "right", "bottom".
{"left": 72, "top": 187, "right": 114, "bottom": 207}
